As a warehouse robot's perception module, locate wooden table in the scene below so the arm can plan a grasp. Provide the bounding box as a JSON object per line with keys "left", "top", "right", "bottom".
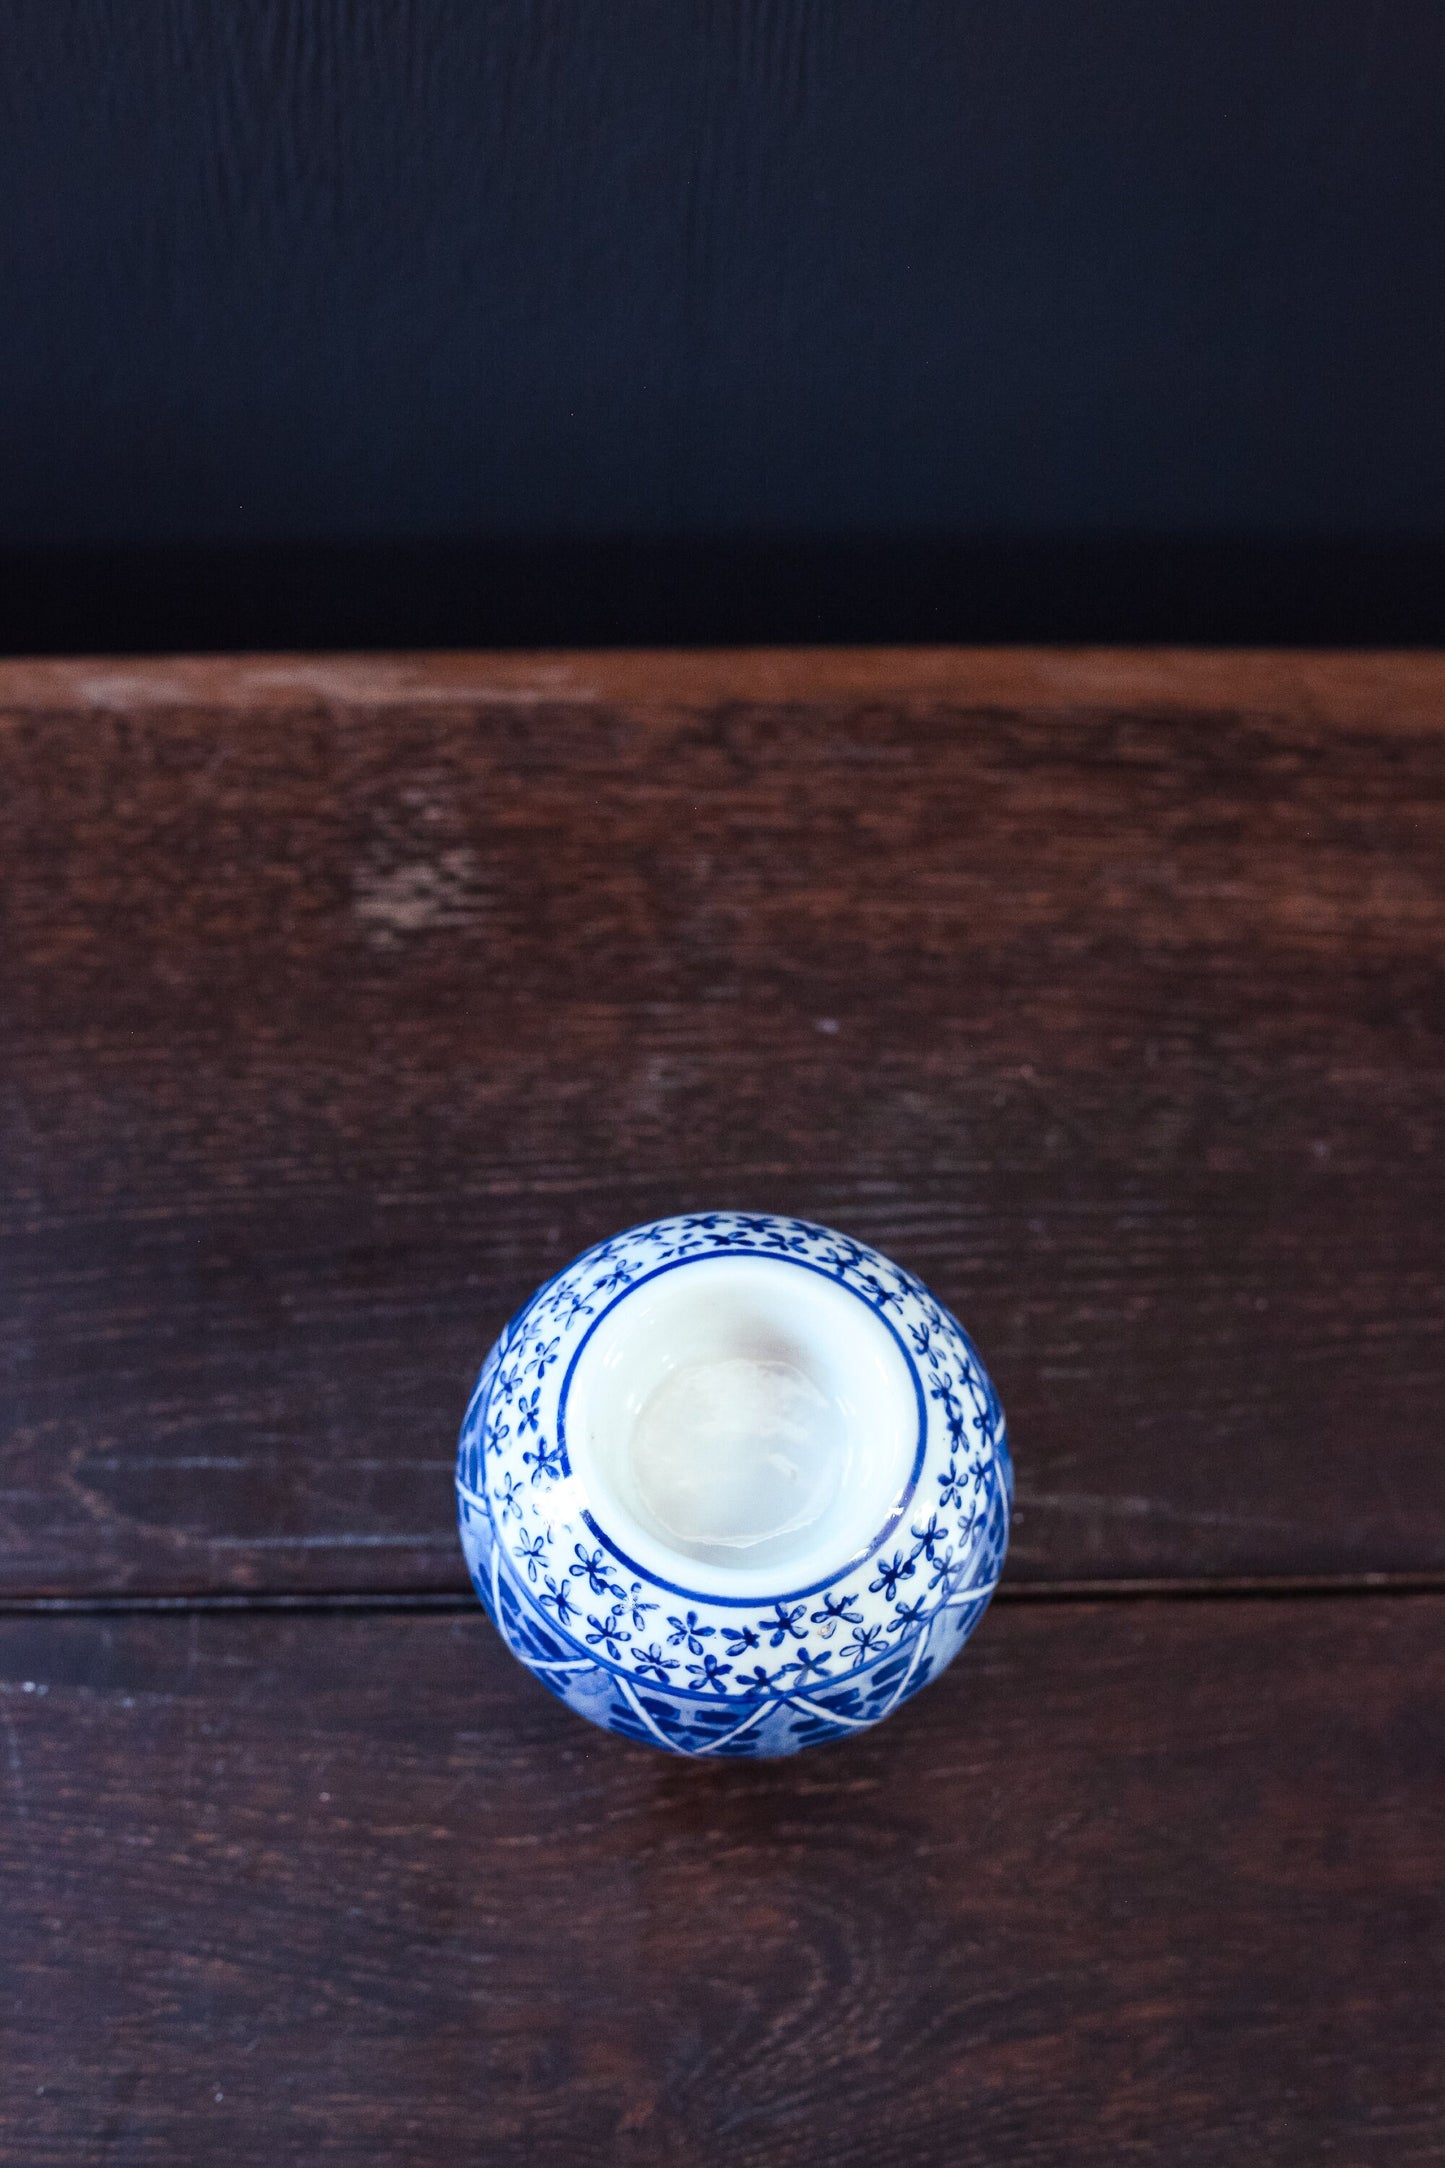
{"left": 2, "top": 649, "right": 1442, "bottom": 2165}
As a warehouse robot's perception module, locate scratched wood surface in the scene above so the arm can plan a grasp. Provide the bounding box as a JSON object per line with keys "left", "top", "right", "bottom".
{"left": 3, "top": 1596, "right": 1442, "bottom": 2167}
{"left": 2, "top": 651, "right": 1443, "bottom": 2167}
{"left": 2, "top": 650, "right": 1443, "bottom": 1596}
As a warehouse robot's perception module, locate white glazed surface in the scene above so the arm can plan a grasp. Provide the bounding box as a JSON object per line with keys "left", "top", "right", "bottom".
{"left": 566, "top": 1253, "right": 918, "bottom": 1592}
{"left": 456, "top": 1212, "right": 1011, "bottom": 1757}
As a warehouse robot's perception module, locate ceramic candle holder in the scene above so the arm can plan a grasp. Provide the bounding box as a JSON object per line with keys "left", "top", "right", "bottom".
{"left": 455, "top": 1213, "right": 1011, "bottom": 1756}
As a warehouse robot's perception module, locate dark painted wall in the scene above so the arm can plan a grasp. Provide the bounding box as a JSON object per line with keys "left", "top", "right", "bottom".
{"left": 2, "top": 1, "right": 1442, "bottom": 648}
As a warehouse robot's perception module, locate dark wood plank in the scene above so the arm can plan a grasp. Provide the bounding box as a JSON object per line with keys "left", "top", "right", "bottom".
{"left": 2, "top": 651, "right": 1443, "bottom": 1594}
{"left": 0, "top": 1594, "right": 1440, "bottom": 2165}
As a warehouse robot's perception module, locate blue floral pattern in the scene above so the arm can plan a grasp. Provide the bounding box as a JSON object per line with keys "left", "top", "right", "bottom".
{"left": 456, "top": 1213, "right": 1011, "bottom": 1757}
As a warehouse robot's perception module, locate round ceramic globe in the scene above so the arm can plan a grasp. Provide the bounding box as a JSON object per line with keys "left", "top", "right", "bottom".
{"left": 455, "top": 1212, "right": 1011, "bottom": 1757}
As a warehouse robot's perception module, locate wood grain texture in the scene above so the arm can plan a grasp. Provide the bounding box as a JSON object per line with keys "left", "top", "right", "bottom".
{"left": 1, "top": 650, "right": 1443, "bottom": 1595}
{"left": 1, "top": 1596, "right": 1441, "bottom": 2166}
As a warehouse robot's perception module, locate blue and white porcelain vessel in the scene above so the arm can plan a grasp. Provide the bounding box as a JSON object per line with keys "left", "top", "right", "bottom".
{"left": 456, "top": 1212, "right": 1010, "bottom": 1757}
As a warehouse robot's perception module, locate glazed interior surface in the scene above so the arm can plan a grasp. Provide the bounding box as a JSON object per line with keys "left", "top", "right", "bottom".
{"left": 562, "top": 1255, "right": 919, "bottom": 1596}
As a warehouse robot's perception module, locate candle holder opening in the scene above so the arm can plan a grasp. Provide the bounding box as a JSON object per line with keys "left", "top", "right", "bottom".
{"left": 562, "top": 1254, "right": 920, "bottom": 1598}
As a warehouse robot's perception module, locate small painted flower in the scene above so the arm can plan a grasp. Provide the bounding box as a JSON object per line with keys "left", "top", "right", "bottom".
{"left": 666, "top": 1609, "right": 716, "bottom": 1654}
{"left": 810, "top": 1589, "right": 862, "bottom": 1637}
{"left": 846, "top": 1623, "right": 886, "bottom": 1660}
{"left": 569, "top": 1545, "right": 615, "bottom": 1597}
{"left": 757, "top": 1223, "right": 810, "bottom": 1255}
{"left": 515, "top": 1386, "right": 543, "bottom": 1435}
{"left": 910, "top": 1513, "right": 948, "bottom": 1562}
{"left": 869, "top": 1549, "right": 916, "bottom": 1602}
{"left": 516, "top": 1533, "right": 546, "bottom": 1582}
{"left": 540, "top": 1574, "right": 576, "bottom": 1624}
{"left": 522, "top": 1437, "right": 565, "bottom": 1484}
{"left": 527, "top": 1336, "right": 562, "bottom": 1379}
{"left": 889, "top": 1596, "right": 928, "bottom": 1634}
{"left": 783, "top": 1645, "right": 833, "bottom": 1684}
{"left": 620, "top": 1581, "right": 656, "bottom": 1632}
{"left": 687, "top": 1653, "right": 734, "bottom": 1694}
{"left": 937, "top": 1461, "right": 966, "bottom": 1510}
{"left": 634, "top": 1645, "right": 678, "bottom": 1682}
{"left": 763, "top": 1600, "right": 808, "bottom": 1646}
{"left": 586, "top": 1607, "right": 628, "bottom": 1660}
{"left": 734, "top": 1663, "right": 776, "bottom": 1694}
{"left": 723, "top": 1623, "right": 761, "bottom": 1657}
{"left": 496, "top": 1473, "right": 525, "bottom": 1525}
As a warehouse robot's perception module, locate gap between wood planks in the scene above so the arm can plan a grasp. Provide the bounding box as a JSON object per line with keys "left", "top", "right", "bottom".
{"left": 1, "top": 1572, "right": 1442, "bottom": 1618}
